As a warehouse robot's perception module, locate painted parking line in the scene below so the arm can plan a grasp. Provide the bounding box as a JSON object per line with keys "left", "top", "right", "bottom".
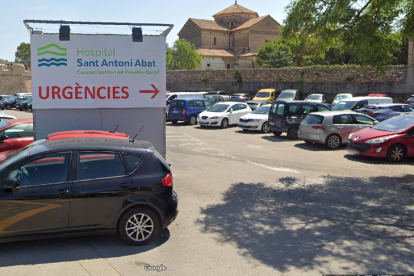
{"left": 247, "top": 160, "right": 300, "bottom": 174}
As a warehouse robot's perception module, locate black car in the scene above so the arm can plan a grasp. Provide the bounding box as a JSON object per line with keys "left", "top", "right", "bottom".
{"left": 229, "top": 93, "right": 252, "bottom": 102}
{"left": 15, "top": 96, "right": 32, "bottom": 111}
{"left": 0, "top": 137, "right": 178, "bottom": 245}
{"left": 405, "top": 94, "right": 414, "bottom": 106}
{"left": 268, "top": 100, "right": 331, "bottom": 139}
{"left": 0, "top": 95, "right": 17, "bottom": 110}
{"left": 356, "top": 103, "right": 414, "bottom": 121}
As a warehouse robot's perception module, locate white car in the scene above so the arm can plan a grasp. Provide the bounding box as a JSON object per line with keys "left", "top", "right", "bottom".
{"left": 198, "top": 102, "right": 252, "bottom": 128}
{"left": 238, "top": 104, "right": 271, "bottom": 133}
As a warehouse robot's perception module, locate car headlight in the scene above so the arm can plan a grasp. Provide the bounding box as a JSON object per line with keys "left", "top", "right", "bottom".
{"left": 210, "top": 116, "right": 219, "bottom": 119}
{"left": 366, "top": 135, "right": 398, "bottom": 144}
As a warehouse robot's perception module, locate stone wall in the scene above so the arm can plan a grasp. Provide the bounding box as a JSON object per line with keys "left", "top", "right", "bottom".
{"left": 166, "top": 65, "right": 414, "bottom": 102}
{"left": 0, "top": 63, "right": 31, "bottom": 95}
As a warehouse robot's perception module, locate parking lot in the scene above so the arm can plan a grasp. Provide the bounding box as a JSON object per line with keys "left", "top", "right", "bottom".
{"left": 1, "top": 111, "right": 414, "bottom": 275}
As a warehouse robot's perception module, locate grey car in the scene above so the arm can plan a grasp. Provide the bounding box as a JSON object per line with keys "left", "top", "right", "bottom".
{"left": 298, "top": 111, "right": 378, "bottom": 149}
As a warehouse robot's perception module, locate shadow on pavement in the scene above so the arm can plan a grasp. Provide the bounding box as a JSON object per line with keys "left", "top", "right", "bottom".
{"left": 197, "top": 175, "right": 414, "bottom": 273}
{"left": 0, "top": 228, "right": 171, "bottom": 267}
{"left": 344, "top": 153, "right": 414, "bottom": 165}
{"left": 294, "top": 142, "right": 347, "bottom": 152}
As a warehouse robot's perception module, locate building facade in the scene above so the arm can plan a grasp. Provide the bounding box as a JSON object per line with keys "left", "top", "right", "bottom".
{"left": 178, "top": 2, "right": 282, "bottom": 69}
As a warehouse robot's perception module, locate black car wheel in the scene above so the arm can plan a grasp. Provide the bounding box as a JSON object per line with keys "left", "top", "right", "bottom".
{"left": 287, "top": 127, "right": 298, "bottom": 140}
{"left": 188, "top": 115, "right": 197, "bottom": 125}
{"left": 118, "top": 207, "right": 160, "bottom": 246}
{"left": 221, "top": 118, "right": 229, "bottom": 129}
{"left": 23, "top": 107, "right": 28, "bottom": 111}
{"left": 272, "top": 131, "right": 282, "bottom": 136}
{"left": 325, "top": 134, "right": 341, "bottom": 149}
{"left": 261, "top": 122, "right": 270, "bottom": 133}
{"left": 386, "top": 144, "right": 406, "bottom": 162}
{"left": 6, "top": 104, "right": 11, "bottom": 110}
{"left": 171, "top": 120, "right": 178, "bottom": 124}
{"left": 19, "top": 108, "right": 23, "bottom": 111}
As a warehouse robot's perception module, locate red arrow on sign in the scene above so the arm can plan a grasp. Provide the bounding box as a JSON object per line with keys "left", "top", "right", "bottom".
{"left": 140, "top": 85, "right": 159, "bottom": 99}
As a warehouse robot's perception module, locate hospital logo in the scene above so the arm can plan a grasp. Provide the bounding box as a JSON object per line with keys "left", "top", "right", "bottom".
{"left": 38, "top": 43, "right": 67, "bottom": 67}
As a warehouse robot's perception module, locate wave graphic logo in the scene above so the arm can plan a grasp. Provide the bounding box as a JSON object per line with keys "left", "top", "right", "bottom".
{"left": 37, "top": 43, "right": 67, "bottom": 67}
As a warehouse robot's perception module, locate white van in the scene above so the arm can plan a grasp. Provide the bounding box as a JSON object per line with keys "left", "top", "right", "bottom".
{"left": 332, "top": 96, "right": 393, "bottom": 111}
{"left": 166, "top": 92, "right": 207, "bottom": 118}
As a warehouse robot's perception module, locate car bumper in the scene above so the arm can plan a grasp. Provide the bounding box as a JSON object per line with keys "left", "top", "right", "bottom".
{"left": 268, "top": 123, "right": 289, "bottom": 133}
{"left": 198, "top": 119, "right": 221, "bottom": 126}
{"left": 162, "top": 191, "right": 178, "bottom": 229}
{"left": 238, "top": 121, "right": 261, "bottom": 130}
{"left": 167, "top": 113, "right": 188, "bottom": 121}
{"left": 298, "top": 130, "right": 325, "bottom": 143}
{"left": 347, "top": 141, "right": 387, "bottom": 158}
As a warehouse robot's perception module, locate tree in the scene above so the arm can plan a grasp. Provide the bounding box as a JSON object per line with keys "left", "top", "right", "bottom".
{"left": 166, "top": 39, "right": 202, "bottom": 70}
{"left": 15, "top": 42, "right": 31, "bottom": 69}
{"left": 283, "top": 0, "right": 414, "bottom": 67}
{"left": 257, "top": 41, "right": 293, "bottom": 68}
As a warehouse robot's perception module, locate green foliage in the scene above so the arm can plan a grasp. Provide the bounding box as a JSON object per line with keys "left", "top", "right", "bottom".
{"left": 232, "top": 71, "right": 243, "bottom": 92}
{"left": 257, "top": 40, "right": 293, "bottom": 68}
{"left": 166, "top": 39, "right": 202, "bottom": 70}
{"left": 15, "top": 42, "right": 31, "bottom": 69}
{"left": 282, "top": 0, "right": 413, "bottom": 68}
{"left": 202, "top": 78, "right": 210, "bottom": 87}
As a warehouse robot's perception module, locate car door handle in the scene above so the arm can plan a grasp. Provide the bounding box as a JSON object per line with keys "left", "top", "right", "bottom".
{"left": 119, "top": 183, "right": 131, "bottom": 189}
{"left": 58, "top": 189, "right": 69, "bottom": 195}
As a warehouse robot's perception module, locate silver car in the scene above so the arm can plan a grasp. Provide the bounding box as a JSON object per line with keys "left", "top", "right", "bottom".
{"left": 298, "top": 111, "right": 378, "bottom": 149}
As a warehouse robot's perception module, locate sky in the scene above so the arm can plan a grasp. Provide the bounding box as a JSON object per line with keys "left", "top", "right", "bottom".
{"left": 0, "top": 0, "right": 292, "bottom": 62}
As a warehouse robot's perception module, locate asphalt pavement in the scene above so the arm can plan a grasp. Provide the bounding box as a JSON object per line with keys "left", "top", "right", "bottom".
{"left": 0, "top": 113, "right": 413, "bottom": 275}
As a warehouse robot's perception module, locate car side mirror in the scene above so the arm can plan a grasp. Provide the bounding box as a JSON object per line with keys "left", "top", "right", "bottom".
{"left": 373, "top": 121, "right": 379, "bottom": 126}
{"left": 229, "top": 109, "right": 233, "bottom": 113}
{"left": 3, "top": 177, "right": 20, "bottom": 190}
{"left": 0, "top": 134, "right": 9, "bottom": 143}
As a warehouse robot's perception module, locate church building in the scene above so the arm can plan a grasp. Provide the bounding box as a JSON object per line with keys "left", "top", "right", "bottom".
{"left": 178, "top": 2, "right": 282, "bottom": 69}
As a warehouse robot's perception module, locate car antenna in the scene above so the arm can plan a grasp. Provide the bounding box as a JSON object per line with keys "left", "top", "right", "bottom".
{"left": 130, "top": 125, "right": 144, "bottom": 142}
{"left": 110, "top": 125, "right": 119, "bottom": 133}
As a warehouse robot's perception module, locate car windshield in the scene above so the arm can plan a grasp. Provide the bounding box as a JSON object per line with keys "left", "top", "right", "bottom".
{"left": 307, "top": 95, "right": 322, "bottom": 100}
{"left": 332, "top": 101, "right": 357, "bottom": 110}
{"left": 207, "top": 104, "right": 230, "bottom": 112}
{"left": 335, "top": 95, "right": 351, "bottom": 101}
{"left": 252, "top": 105, "right": 270, "bottom": 115}
{"left": 303, "top": 115, "right": 324, "bottom": 124}
{"left": 0, "top": 121, "right": 11, "bottom": 129}
{"left": 278, "top": 92, "right": 295, "bottom": 99}
{"left": 4, "top": 96, "right": 14, "bottom": 101}
{"left": 372, "top": 115, "right": 414, "bottom": 132}
{"left": 256, "top": 92, "right": 270, "bottom": 97}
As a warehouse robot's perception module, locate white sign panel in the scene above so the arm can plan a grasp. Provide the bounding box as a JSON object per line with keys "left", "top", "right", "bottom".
{"left": 31, "top": 34, "right": 166, "bottom": 109}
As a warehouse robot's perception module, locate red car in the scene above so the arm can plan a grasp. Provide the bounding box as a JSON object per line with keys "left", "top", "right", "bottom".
{"left": 347, "top": 114, "right": 414, "bottom": 162}
{"left": 0, "top": 118, "right": 34, "bottom": 153}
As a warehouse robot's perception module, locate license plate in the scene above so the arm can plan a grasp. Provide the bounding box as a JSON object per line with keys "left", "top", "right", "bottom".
{"left": 172, "top": 110, "right": 180, "bottom": 113}
{"left": 269, "top": 121, "right": 274, "bottom": 125}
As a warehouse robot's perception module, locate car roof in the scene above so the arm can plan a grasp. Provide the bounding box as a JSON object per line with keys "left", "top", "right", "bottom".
{"left": 280, "top": 89, "right": 298, "bottom": 92}
{"left": 29, "top": 137, "right": 154, "bottom": 155}
{"left": 4, "top": 118, "right": 33, "bottom": 124}
{"left": 247, "top": 100, "right": 266, "bottom": 103}
{"left": 307, "top": 110, "right": 360, "bottom": 116}
{"left": 341, "top": 96, "right": 392, "bottom": 101}
{"left": 257, "top": 88, "right": 276, "bottom": 92}
{"left": 364, "top": 103, "right": 406, "bottom": 108}
{"left": 47, "top": 130, "right": 129, "bottom": 140}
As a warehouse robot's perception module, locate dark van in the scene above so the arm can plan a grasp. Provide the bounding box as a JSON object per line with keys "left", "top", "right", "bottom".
{"left": 167, "top": 98, "right": 213, "bottom": 125}
{"left": 268, "top": 100, "right": 331, "bottom": 139}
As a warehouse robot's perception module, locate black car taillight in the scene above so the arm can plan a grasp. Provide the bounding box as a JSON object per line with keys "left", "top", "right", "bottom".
{"left": 161, "top": 173, "right": 173, "bottom": 187}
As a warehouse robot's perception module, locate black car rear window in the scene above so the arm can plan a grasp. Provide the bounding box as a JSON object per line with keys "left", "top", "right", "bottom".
{"left": 124, "top": 154, "right": 143, "bottom": 173}
{"left": 303, "top": 115, "right": 324, "bottom": 124}
{"left": 170, "top": 100, "right": 185, "bottom": 107}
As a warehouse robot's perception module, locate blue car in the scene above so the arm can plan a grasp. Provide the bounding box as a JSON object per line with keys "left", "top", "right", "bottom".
{"left": 0, "top": 95, "right": 17, "bottom": 110}
{"left": 168, "top": 98, "right": 213, "bottom": 125}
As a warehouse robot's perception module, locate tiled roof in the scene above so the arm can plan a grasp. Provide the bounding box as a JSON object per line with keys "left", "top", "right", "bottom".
{"left": 196, "top": 49, "right": 235, "bottom": 57}
{"left": 240, "top": 52, "right": 257, "bottom": 57}
{"left": 213, "top": 4, "right": 259, "bottom": 18}
{"left": 233, "top": 15, "right": 269, "bottom": 31}
{"left": 189, "top": 18, "right": 229, "bottom": 31}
